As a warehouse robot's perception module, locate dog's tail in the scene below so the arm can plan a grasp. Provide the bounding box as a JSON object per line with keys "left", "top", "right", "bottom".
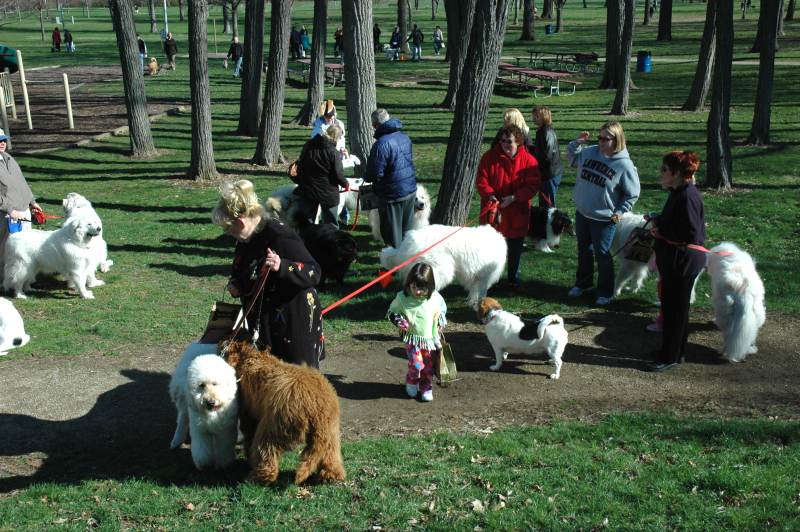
{"left": 720, "top": 288, "right": 759, "bottom": 363}
{"left": 537, "top": 314, "right": 564, "bottom": 339}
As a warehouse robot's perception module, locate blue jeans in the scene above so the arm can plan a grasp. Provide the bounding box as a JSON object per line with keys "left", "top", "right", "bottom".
{"left": 233, "top": 57, "right": 243, "bottom": 77}
{"left": 139, "top": 53, "right": 146, "bottom": 74}
{"left": 539, "top": 174, "right": 562, "bottom": 208}
{"left": 574, "top": 211, "right": 617, "bottom": 298}
{"left": 411, "top": 44, "right": 421, "bottom": 60}
{"left": 433, "top": 40, "right": 442, "bottom": 55}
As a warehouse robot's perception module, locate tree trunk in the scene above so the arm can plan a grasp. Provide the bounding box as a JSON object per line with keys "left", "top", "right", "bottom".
{"left": 643, "top": 0, "right": 651, "bottom": 25}
{"left": 432, "top": 0, "right": 437, "bottom": 20}
{"left": 341, "top": 0, "right": 377, "bottom": 177}
{"left": 237, "top": 0, "right": 264, "bottom": 135}
{"left": 440, "top": 0, "right": 477, "bottom": 110}
{"left": 777, "top": 0, "right": 785, "bottom": 35}
{"left": 434, "top": 0, "right": 510, "bottom": 226}
{"left": 148, "top": 0, "right": 157, "bottom": 32}
{"left": 179, "top": 0, "right": 185, "bottom": 21}
{"left": 787, "top": 0, "right": 796, "bottom": 20}
{"left": 750, "top": 0, "right": 781, "bottom": 52}
{"left": 520, "top": 0, "right": 535, "bottom": 40}
{"left": 109, "top": 0, "right": 156, "bottom": 157}
{"left": 705, "top": 0, "right": 733, "bottom": 190}
{"left": 398, "top": 0, "right": 410, "bottom": 53}
{"left": 232, "top": 0, "right": 240, "bottom": 36}
{"left": 541, "top": 0, "right": 553, "bottom": 18}
{"left": 513, "top": 0, "right": 518, "bottom": 24}
{"left": 188, "top": 0, "right": 217, "bottom": 180}
{"left": 600, "top": 0, "right": 622, "bottom": 89}
{"left": 656, "top": 0, "right": 672, "bottom": 41}
{"left": 555, "top": 0, "right": 565, "bottom": 32}
{"left": 222, "top": 0, "right": 231, "bottom": 34}
{"left": 611, "top": 0, "right": 635, "bottom": 115}
{"left": 253, "top": 0, "right": 292, "bottom": 166}
{"left": 747, "top": 0, "right": 779, "bottom": 145}
{"left": 682, "top": 0, "right": 716, "bottom": 111}
{"left": 291, "top": 0, "right": 326, "bottom": 126}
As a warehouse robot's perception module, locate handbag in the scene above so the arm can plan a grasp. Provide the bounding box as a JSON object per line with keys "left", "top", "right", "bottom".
{"left": 199, "top": 300, "right": 243, "bottom": 344}
{"left": 624, "top": 227, "right": 655, "bottom": 263}
{"left": 358, "top": 183, "right": 380, "bottom": 211}
{"left": 434, "top": 331, "right": 458, "bottom": 386}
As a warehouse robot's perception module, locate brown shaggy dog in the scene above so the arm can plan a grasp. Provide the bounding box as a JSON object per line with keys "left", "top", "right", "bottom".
{"left": 224, "top": 341, "right": 345, "bottom": 485}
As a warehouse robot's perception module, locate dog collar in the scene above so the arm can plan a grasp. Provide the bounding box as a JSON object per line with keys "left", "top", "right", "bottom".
{"left": 482, "top": 309, "right": 500, "bottom": 325}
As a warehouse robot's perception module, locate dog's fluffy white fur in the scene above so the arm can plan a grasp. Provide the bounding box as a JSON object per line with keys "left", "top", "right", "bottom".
{"left": 366, "top": 184, "right": 431, "bottom": 244}
{"left": 3, "top": 211, "right": 106, "bottom": 299}
{"left": 169, "top": 342, "right": 239, "bottom": 470}
{"left": 478, "top": 297, "right": 568, "bottom": 378}
{"left": 0, "top": 297, "right": 30, "bottom": 356}
{"left": 380, "top": 224, "right": 506, "bottom": 309}
{"left": 610, "top": 212, "right": 652, "bottom": 297}
{"left": 528, "top": 207, "right": 574, "bottom": 253}
{"left": 62, "top": 192, "right": 113, "bottom": 279}
{"left": 706, "top": 242, "right": 766, "bottom": 363}
{"left": 264, "top": 178, "right": 363, "bottom": 227}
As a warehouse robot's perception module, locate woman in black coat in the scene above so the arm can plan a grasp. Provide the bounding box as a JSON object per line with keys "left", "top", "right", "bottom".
{"left": 647, "top": 151, "right": 705, "bottom": 372}
{"left": 293, "top": 125, "right": 348, "bottom": 228}
{"left": 212, "top": 180, "right": 325, "bottom": 368}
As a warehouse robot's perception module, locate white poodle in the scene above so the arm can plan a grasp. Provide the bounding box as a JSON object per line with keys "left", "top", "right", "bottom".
{"left": 3, "top": 211, "right": 105, "bottom": 299}
{"left": 0, "top": 297, "right": 30, "bottom": 356}
{"left": 380, "top": 224, "right": 506, "bottom": 309}
{"left": 62, "top": 192, "right": 113, "bottom": 279}
{"left": 706, "top": 242, "right": 766, "bottom": 363}
{"left": 169, "top": 342, "right": 239, "bottom": 470}
{"left": 366, "top": 184, "right": 431, "bottom": 244}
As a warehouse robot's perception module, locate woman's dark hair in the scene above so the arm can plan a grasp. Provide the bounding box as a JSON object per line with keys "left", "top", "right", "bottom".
{"left": 498, "top": 124, "right": 524, "bottom": 146}
{"left": 662, "top": 150, "right": 701, "bottom": 180}
{"left": 403, "top": 262, "right": 436, "bottom": 299}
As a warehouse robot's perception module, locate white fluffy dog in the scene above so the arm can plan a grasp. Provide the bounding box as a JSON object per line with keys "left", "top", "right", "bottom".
{"left": 264, "top": 178, "right": 362, "bottom": 227}
{"left": 0, "top": 297, "right": 30, "bottom": 356}
{"left": 366, "top": 184, "right": 431, "bottom": 244}
{"left": 478, "top": 297, "right": 568, "bottom": 378}
{"left": 706, "top": 242, "right": 766, "bottom": 363}
{"left": 3, "top": 211, "right": 105, "bottom": 299}
{"left": 380, "top": 224, "right": 506, "bottom": 309}
{"left": 62, "top": 192, "right": 113, "bottom": 279}
{"left": 611, "top": 212, "right": 652, "bottom": 297}
{"left": 169, "top": 342, "right": 239, "bottom": 470}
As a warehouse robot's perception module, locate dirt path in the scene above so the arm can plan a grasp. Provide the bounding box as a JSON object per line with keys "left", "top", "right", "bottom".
{"left": 1, "top": 308, "right": 797, "bottom": 492}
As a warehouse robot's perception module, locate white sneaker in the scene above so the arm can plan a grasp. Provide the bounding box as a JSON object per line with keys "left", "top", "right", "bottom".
{"left": 568, "top": 286, "right": 586, "bottom": 298}
{"left": 421, "top": 390, "right": 433, "bottom": 402}
{"left": 595, "top": 296, "right": 613, "bottom": 306}
{"left": 405, "top": 383, "right": 418, "bottom": 398}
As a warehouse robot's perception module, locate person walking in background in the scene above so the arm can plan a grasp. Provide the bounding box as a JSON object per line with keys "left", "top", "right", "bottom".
{"left": 63, "top": 29, "right": 75, "bottom": 53}
{"left": 51, "top": 27, "right": 61, "bottom": 52}
{"left": 364, "top": 108, "right": 418, "bottom": 248}
{"left": 136, "top": 33, "right": 147, "bottom": 74}
{"left": 432, "top": 25, "right": 444, "bottom": 56}
{"left": 300, "top": 26, "right": 310, "bottom": 57}
{"left": 389, "top": 26, "right": 402, "bottom": 60}
{"left": 409, "top": 24, "right": 424, "bottom": 61}
{"left": 289, "top": 26, "right": 301, "bottom": 60}
{"left": 227, "top": 36, "right": 243, "bottom": 78}
{"left": 333, "top": 27, "right": 344, "bottom": 58}
{"left": 567, "top": 121, "right": 640, "bottom": 306}
{"left": 163, "top": 31, "right": 178, "bottom": 70}
{"left": 476, "top": 125, "right": 541, "bottom": 291}
{"left": 532, "top": 105, "right": 564, "bottom": 207}
{"left": 373, "top": 23, "right": 382, "bottom": 53}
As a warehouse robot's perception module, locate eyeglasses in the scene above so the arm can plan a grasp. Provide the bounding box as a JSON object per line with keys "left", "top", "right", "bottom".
{"left": 499, "top": 138, "right": 516, "bottom": 145}
{"left": 598, "top": 136, "right": 615, "bottom": 142}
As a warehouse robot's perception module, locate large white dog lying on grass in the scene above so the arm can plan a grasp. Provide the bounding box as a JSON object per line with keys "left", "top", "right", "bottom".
{"left": 380, "top": 224, "right": 506, "bottom": 310}
{"left": 169, "top": 342, "right": 239, "bottom": 471}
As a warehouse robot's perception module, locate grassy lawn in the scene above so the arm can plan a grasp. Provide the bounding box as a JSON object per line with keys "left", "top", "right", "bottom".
{"left": 0, "top": 1, "right": 799, "bottom": 527}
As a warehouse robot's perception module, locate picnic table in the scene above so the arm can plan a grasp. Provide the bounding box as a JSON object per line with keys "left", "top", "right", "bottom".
{"left": 297, "top": 58, "right": 345, "bottom": 87}
{"left": 515, "top": 50, "right": 600, "bottom": 74}
{"left": 497, "top": 63, "right": 579, "bottom": 97}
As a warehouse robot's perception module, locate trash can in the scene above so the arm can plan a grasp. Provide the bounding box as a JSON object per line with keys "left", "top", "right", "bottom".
{"left": 636, "top": 50, "right": 652, "bottom": 73}
{"left": 545, "top": 24, "right": 555, "bottom": 35}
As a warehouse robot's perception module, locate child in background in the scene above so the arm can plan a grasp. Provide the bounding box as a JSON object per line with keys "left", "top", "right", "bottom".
{"left": 387, "top": 263, "right": 447, "bottom": 402}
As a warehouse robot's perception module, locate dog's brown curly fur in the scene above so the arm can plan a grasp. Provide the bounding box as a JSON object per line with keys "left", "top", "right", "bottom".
{"left": 224, "top": 341, "right": 345, "bottom": 485}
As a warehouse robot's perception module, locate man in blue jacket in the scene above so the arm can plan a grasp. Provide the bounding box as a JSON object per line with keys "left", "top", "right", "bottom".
{"left": 364, "top": 109, "right": 418, "bottom": 248}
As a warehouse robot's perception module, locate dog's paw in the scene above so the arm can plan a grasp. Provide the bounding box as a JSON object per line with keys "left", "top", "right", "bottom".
{"left": 14, "top": 292, "right": 27, "bottom": 299}
{"left": 747, "top": 344, "right": 758, "bottom": 355}
{"left": 100, "top": 260, "right": 114, "bottom": 273}
{"left": 81, "top": 291, "right": 95, "bottom": 299}
{"left": 88, "top": 279, "right": 105, "bottom": 288}
{"left": 549, "top": 373, "right": 560, "bottom": 380}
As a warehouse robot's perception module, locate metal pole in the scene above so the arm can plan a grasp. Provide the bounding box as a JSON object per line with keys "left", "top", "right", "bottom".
{"left": 0, "top": 85, "right": 11, "bottom": 151}
{"left": 15, "top": 50, "right": 33, "bottom": 130}
{"left": 163, "top": 0, "right": 169, "bottom": 34}
{"left": 63, "top": 73, "right": 74, "bottom": 129}
{"left": 3, "top": 67, "right": 17, "bottom": 120}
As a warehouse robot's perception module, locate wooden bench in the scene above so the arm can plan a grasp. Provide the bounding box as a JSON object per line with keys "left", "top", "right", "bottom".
{"left": 495, "top": 76, "right": 546, "bottom": 98}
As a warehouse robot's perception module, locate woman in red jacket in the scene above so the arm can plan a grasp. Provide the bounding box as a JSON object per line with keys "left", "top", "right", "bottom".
{"left": 476, "top": 124, "right": 541, "bottom": 290}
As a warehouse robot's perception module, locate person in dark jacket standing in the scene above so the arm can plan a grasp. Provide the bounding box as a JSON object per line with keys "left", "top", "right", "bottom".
{"left": 51, "top": 27, "right": 61, "bottom": 52}
{"left": 289, "top": 26, "right": 301, "bottom": 60}
{"left": 293, "top": 125, "right": 348, "bottom": 228}
{"left": 646, "top": 151, "right": 705, "bottom": 373}
{"left": 409, "top": 24, "right": 424, "bottom": 61}
{"left": 373, "top": 23, "right": 382, "bottom": 52}
{"left": 227, "top": 36, "right": 243, "bottom": 78}
{"left": 136, "top": 33, "right": 147, "bottom": 74}
{"left": 364, "top": 109, "right": 418, "bottom": 248}
{"left": 532, "top": 105, "right": 563, "bottom": 207}
{"left": 64, "top": 30, "right": 75, "bottom": 53}
{"left": 163, "top": 32, "right": 178, "bottom": 70}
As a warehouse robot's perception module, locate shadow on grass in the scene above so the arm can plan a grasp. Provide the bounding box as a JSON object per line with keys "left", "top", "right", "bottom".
{"left": 327, "top": 374, "right": 407, "bottom": 401}
{"left": 0, "top": 369, "right": 249, "bottom": 492}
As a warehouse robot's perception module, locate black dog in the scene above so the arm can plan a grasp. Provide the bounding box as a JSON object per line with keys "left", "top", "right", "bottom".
{"left": 297, "top": 222, "right": 358, "bottom": 286}
{"left": 528, "top": 207, "right": 574, "bottom": 253}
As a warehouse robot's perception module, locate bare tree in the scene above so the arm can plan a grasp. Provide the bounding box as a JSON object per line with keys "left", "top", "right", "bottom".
{"left": 253, "top": 0, "right": 292, "bottom": 166}
{"left": 231, "top": 0, "right": 240, "bottom": 36}
{"left": 179, "top": 0, "right": 185, "bottom": 21}
{"left": 237, "top": 0, "right": 264, "bottom": 136}
{"left": 341, "top": 0, "right": 377, "bottom": 175}
{"left": 555, "top": 0, "right": 567, "bottom": 32}
{"left": 433, "top": 0, "right": 510, "bottom": 225}
{"left": 748, "top": 0, "right": 780, "bottom": 145}
{"left": 682, "top": 0, "right": 716, "bottom": 111}
{"left": 750, "top": 0, "right": 782, "bottom": 52}
{"left": 787, "top": 0, "right": 796, "bottom": 20}
{"left": 148, "top": 0, "right": 157, "bottom": 32}
{"left": 610, "top": 0, "right": 635, "bottom": 115}
{"left": 643, "top": 0, "right": 652, "bottom": 25}
{"left": 188, "top": 0, "right": 217, "bottom": 180}
{"left": 109, "top": 0, "right": 156, "bottom": 157}
{"left": 439, "top": 0, "right": 477, "bottom": 110}
{"left": 541, "top": 0, "right": 553, "bottom": 18}
{"left": 291, "top": 0, "right": 327, "bottom": 127}
{"left": 222, "top": 0, "right": 231, "bottom": 34}
{"left": 520, "top": 0, "right": 535, "bottom": 40}
{"left": 600, "top": 0, "right": 622, "bottom": 88}
{"left": 656, "top": 0, "right": 672, "bottom": 41}
{"left": 705, "top": 0, "right": 733, "bottom": 190}
{"left": 431, "top": 0, "right": 438, "bottom": 19}
{"left": 398, "top": 0, "right": 410, "bottom": 53}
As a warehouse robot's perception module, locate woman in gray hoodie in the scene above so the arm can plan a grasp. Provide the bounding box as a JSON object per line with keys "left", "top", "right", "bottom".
{"left": 566, "top": 121, "right": 640, "bottom": 306}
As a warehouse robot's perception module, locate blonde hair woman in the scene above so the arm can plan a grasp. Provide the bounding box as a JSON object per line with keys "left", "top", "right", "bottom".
{"left": 213, "top": 179, "right": 326, "bottom": 368}
{"left": 531, "top": 105, "right": 563, "bottom": 207}
{"left": 493, "top": 108, "right": 533, "bottom": 150}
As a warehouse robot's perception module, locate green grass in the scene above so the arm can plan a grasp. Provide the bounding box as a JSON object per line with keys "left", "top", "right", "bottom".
{"left": 2, "top": 413, "right": 800, "bottom": 529}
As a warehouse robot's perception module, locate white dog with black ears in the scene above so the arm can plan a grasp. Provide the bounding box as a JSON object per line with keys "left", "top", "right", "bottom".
{"left": 477, "top": 297, "right": 568, "bottom": 378}
{"left": 706, "top": 242, "right": 766, "bottom": 363}
{"left": 169, "top": 342, "right": 239, "bottom": 470}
